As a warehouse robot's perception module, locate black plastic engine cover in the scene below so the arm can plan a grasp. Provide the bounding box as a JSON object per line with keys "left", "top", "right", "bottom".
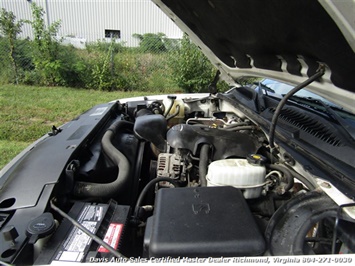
{"left": 167, "top": 124, "right": 258, "bottom": 159}
{"left": 145, "top": 186, "right": 265, "bottom": 257}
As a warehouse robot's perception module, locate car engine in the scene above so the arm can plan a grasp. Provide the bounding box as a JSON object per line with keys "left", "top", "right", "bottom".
{"left": 0, "top": 93, "right": 354, "bottom": 264}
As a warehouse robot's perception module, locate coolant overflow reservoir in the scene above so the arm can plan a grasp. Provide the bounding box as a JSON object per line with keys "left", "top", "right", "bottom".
{"left": 206, "top": 155, "right": 266, "bottom": 199}
{"left": 163, "top": 97, "right": 185, "bottom": 126}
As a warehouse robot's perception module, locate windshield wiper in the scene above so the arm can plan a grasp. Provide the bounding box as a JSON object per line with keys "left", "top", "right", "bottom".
{"left": 254, "top": 82, "right": 276, "bottom": 94}
{"left": 289, "top": 95, "right": 355, "bottom": 141}
{"left": 269, "top": 66, "right": 325, "bottom": 151}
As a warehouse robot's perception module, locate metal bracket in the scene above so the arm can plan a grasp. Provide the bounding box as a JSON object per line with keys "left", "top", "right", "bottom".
{"left": 317, "top": 178, "right": 355, "bottom": 220}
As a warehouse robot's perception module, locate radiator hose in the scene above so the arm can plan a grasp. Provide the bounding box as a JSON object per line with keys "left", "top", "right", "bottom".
{"left": 73, "top": 120, "right": 132, "bottom": 198}
{"left": 199, "top": 144, "right": 210, "bottom": 187}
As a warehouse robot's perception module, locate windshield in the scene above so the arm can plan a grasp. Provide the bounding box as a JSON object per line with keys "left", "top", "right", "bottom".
{"left": 258, "top": 78, "right": 336, "bottom": 106}
{"left": 250, "top": 78, "right": 355, "bottom": 138}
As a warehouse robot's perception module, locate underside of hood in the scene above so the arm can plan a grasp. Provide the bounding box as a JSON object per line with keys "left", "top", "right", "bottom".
{"left": 153, "top": 0, "right": 355, "bottom": 112}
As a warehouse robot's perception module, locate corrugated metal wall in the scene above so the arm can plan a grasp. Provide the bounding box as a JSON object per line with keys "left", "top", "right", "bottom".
{"left": 0, "top": 0, "right": 182, "bottom": 46}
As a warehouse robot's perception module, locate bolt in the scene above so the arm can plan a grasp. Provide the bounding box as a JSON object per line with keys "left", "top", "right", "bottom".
{"left": 321, "top": 182, "right": 331, "bottom": 189}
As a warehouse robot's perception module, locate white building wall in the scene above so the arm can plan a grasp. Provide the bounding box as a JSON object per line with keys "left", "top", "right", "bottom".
{"left": 0, "top": 0, "right": 183, "bottom": 46}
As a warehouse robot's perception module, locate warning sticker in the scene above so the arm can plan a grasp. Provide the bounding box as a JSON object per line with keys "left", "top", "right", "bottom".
{"left": 54, "top": 205, "right": 106, "bottom": 262}
{"left": 98, "top": 223, "right": 123, "bottom": 253}
{"left": 65, "top": 221, "right": 96, "bottom": 253}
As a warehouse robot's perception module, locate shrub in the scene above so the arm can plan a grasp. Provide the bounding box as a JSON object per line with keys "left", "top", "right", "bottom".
{"left": 26, "top": 3, "right": 63, "bottom": 85}
{"left": 0, "top": 6, "right": 220, "bottom": 93}
{"left": 169, "top": 34, "right": 215, "bottom": 93}
{"left": 114, "top": 51, "right": 148, "bottom": 91}
{"left": 14, "top": 39, "right": 34, "bottom": 72}
{"left": 133, "top": 32, "right": 168, "bottom": 54}
{"left": 0, "top": 8, "right": 24, "bottom": 84}
{"left": 55, "top": 45, "right": 88, "bottom": 88}
{"left": 86, "top": 40, "right": 126, "bottom": 54}
{"left": 22, "top": 4, "right": 90, "bottom": 87}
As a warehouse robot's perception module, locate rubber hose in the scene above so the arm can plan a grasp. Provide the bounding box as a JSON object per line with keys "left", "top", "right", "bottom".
{"left": 166, "top": 104, "right": 180, "bottom": 121}
{"left": 267, "top": 164, "right": 294, "bottom": 193}
{"left": 73, "top": 120, "right": 132, "bottom": 198}
{"left": 199, "top": 144, "right": 210, "bottom": 187}
{"left": 287, "top": 168, "right": 317, "bottom": 190}
{"left": 164, "top": 98, "right": 174, "bottom": 117}
{"left": 134, "top": 177, "right": 178, "bottom": 218}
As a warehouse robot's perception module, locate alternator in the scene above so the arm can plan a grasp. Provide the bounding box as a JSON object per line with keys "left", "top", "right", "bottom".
{"left": 157, "top": 153, "right": 185, "bottom": 181}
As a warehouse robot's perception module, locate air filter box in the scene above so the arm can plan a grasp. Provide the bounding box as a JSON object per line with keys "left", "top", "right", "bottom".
{"left": 144, "top": 186, "right": 265, "bottom": 257}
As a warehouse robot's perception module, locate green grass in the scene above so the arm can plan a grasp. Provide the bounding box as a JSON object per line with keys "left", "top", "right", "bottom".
{"left": 0, "top": 85, "right": 153, "bottom": 170}
{"left": 0, "top": 140, "right": 31, "bottom": 168}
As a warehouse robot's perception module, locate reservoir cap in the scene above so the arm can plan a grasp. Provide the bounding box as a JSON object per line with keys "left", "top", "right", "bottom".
{"left": 247, "top": 154, "right": 267, "bottom": 166}
{"left": 26, "top": 212, "right": 56, "bottom": 244}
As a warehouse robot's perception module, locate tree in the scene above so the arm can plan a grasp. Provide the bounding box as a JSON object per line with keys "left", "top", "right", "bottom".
{"left": 27, "top": 3, "right": 62, "bottom": 85}
{"left": 0, "top": 8, "right": 23, "bottom": 84}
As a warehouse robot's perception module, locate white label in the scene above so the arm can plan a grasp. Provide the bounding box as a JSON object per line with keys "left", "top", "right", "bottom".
{"left": 59, "top": 251, "right": 83, "bottom": 262}
{"left": 90, "top": 107, "right": 107, "bottom": 116}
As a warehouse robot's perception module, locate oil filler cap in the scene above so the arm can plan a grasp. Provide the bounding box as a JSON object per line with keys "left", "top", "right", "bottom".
{"left": 26, "top": 212, "right": 56, "bottom": 244}
{"left": 247, "top": 154, "right": 267, "bottom": 166}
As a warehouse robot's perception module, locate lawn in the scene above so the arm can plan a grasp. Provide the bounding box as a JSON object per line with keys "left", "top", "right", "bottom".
{"left": 0, "top": 85, "right": 151, "bottom": 170}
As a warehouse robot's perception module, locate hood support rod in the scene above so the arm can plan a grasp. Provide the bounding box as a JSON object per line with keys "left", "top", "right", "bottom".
{"left": 268, "top": 65, "right": 326, "bottom": 152}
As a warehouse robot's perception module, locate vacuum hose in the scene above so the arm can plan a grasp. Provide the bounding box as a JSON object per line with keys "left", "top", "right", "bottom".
{"left": 133, "top": 177, "right": 179, "bottom": 219}
{"left": 73, "top": 120, "right": 132, "bottom": 198}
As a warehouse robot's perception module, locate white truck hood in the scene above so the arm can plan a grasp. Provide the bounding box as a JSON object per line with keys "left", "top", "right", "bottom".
{"left": 153, "top": 0, "right": 355, "bottom": 113}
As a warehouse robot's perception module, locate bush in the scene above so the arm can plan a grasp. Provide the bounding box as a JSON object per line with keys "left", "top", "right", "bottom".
{"left": 169, "top": 34, "right": 215, "bottom": 93}
{"left": 0, "top": 38, "right": 34, "bottom": 85}
{"left": 0, "top": 38, "right": 11, "bottom": 84}
{"left": 0, "top": 4, "right": 223, "bottom": 93}
{"left": 133, "top": 32, "right": 168, "bottom": 53}
{"left": 83, "top": 44, "right": 179, "bottom": 91}
{"left": 86, "top": 40, "right": 126, "bottom": 54}
{"left": 27, "top": 3, "right": 63, "bottom": 86}
{"left": 0, "top": 8, "right": 24, "bottom": 84}
{"left": 55, "top": 45, "right": 88, "bottom": 88}
{"left": 114, "top": 51, "right": 148, "bottom": 91}
{"left": 20, "top": 4, "right": 89, "bottom": 87}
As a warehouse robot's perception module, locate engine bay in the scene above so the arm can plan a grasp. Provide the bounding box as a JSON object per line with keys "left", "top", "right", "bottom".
{"left": 1, "top": 93, "right": 355, "bottom": 264}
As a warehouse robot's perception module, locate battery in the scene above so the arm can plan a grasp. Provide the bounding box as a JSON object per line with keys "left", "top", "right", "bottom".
{"left": 35, "top": 200, "right": 130, "bottom": 264}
